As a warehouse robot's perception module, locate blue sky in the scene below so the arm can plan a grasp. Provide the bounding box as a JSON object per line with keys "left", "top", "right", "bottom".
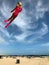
{"left": 0, "top": 0, "right": 49, "bottom": 55}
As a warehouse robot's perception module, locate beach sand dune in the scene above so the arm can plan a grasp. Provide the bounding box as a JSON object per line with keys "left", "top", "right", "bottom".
{"left": 0, "top": 57, "right": 49, "bottom": 65}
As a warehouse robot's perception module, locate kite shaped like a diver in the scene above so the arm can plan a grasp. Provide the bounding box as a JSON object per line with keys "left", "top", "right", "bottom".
{"left": 4, "top": 2, "right": 22, "bottom": 28}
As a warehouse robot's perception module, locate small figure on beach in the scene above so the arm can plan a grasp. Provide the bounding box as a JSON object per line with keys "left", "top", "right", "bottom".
{"left": 16, "top": 59, "right": 20, "bottom": 64}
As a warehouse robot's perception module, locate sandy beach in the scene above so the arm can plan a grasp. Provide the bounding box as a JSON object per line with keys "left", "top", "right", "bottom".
{"left": 0, "top": 56, "right": 49, "bottom": 65}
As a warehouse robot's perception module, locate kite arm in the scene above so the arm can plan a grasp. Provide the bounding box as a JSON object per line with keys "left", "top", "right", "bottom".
{"left": 11, "top": 8, "right": 16, "bottom": 12}
{"left": 11, "top": 5, "right": 17, "bottom": 12}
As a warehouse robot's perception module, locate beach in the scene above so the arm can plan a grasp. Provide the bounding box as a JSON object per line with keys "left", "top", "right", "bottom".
{"left": 0, "top": 56, "right": 49, "bottom": 65}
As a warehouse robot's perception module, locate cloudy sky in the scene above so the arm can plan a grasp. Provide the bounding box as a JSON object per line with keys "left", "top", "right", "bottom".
{"left": 0, "top": 0, "right": 49, "bottom": 55}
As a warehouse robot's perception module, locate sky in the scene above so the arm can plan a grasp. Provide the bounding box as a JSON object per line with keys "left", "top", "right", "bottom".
{"left": 0, "top": 0, "right": 49, "bottom": 55}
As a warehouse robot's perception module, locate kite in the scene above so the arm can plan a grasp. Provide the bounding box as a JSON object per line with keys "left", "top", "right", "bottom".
{"left": 4, "top": 2, "right": 22, "bottom": 28}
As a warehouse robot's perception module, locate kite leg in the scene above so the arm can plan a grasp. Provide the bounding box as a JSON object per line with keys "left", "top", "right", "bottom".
{"left": 5, "top": 15, "right": 16, "bottom": 28}
{"left": 4, "top": 20, "right": 9, "bottom": 22}
{"left": 8, "top": 15, "right": 13, "bottom": 21}
{"left": 4, "top": 14, "right": 14, "bottom": 22}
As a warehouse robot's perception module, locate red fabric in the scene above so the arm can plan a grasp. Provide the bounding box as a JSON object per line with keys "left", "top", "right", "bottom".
{"left": 4, "top": 20, "right": 9, "bottom": 22}
{"left": 13, "top": 6, "right": 22, "bottom": 16}
{"left": 4, "top": 6, "right": 22, "bottom": 28}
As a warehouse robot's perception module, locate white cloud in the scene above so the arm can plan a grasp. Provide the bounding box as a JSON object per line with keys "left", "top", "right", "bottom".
{"left": 37, "top": 0, "right": 42, "bottom": 7}
{"left": 37, "top": 23, "right": 48, "bottom": 36}
{"left": 42, "top": 43, "right": 49, "bottom": 46}
{"left": 0, "top": 26, "right": 10, "bottom": 38}
{"left": 0, "top": 2, "right": 11, "bottom": 18}
{"left": 0, "top": 37, "right": 5, "bottom": 44}
{"left": 35, "top": 0, "right": 49, "bottom": 20}
{"left": 41, "top": 23, "right": 48, "bottom": 35}
{"left": 0, "top": 22, "right": 4, "bottom": 27}
{"left": 14, "top": 22, "right": 48, "bottom": 43}
{"left": 0, "top": 22, "right": 11, "bottom": 39}
{"left": 14, "top": 31, "right": 33, "bottom": 42}
{"left": 27, "top": 23, "right": 48, "bottom": 43}
{"left": 0, "top": 36, "right": 9, "bottom": 45}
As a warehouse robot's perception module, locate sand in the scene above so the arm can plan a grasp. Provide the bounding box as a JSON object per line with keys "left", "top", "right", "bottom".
{"left": 0, "top": 56, "right": 49, "bottom": 65}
